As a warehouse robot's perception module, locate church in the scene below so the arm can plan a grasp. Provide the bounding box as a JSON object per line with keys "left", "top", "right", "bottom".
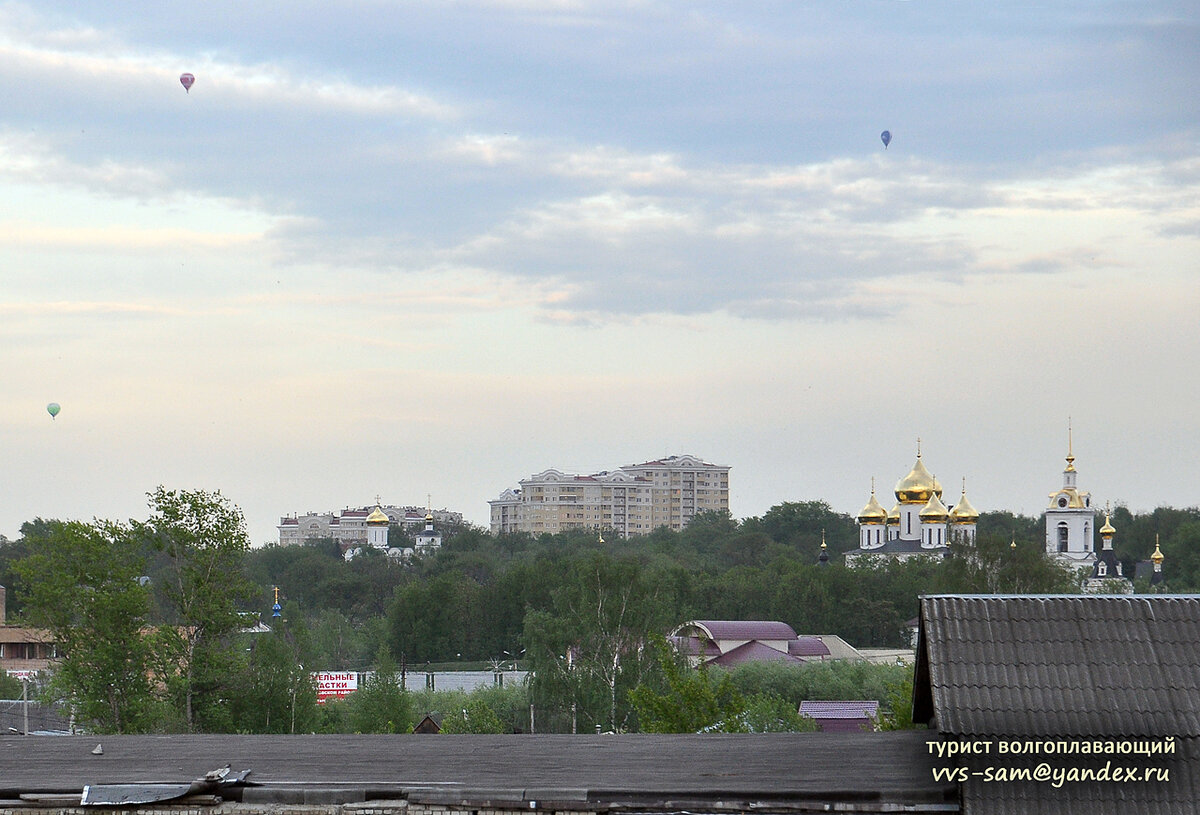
{"left": 846, "top": 443, "right": 979, "bottom": 564}
{"left": 1043, "top": 432, "right": 1097, "bottom": 568}
{"left": 849, "top": 432, "right": 1159, "bottom": 592}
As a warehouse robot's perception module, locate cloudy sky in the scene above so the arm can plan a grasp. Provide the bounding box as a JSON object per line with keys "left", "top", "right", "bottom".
{"left": 2, "top": 1, "right": 1197, "bottom": 546}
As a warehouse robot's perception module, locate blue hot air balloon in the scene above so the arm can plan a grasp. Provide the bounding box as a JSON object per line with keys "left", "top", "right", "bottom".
{"left": 881, "top": 130, "right": 891, "bottom": 149}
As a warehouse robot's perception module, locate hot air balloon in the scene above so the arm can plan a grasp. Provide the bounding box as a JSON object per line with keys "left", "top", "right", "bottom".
{"left": 881, "top": 130, "right": 891, "bottom": 149}
{"left": 180, "top": 73, "right": 195, "bottom": 93}
{"left": 47, "top": 402, "right": 61, "bottom": 420}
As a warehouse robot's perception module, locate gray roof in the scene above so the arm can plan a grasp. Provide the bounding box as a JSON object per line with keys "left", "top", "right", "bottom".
{"left": 0, "top": 732, "right": 956, "bottom": 811}
{"left": 957, "top": 739, "right": 1200, "bottom": 815}
{"left": 914, "top": 594, "right": 1200, "bottom": 738}
{"left": 855, "top": 539, "right": 947, "bottom": 555}
{"left": 915, "top": 594, "right": 1200, "bottom": 815}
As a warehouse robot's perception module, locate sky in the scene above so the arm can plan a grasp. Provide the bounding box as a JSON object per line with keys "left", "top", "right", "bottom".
{"left": 1, "top": 1, "right": 1198, "bottom": 546}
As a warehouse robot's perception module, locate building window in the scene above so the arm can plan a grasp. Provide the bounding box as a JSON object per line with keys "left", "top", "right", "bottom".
{"left": 1058, "top": 523, "right": 1069, "bottom": 552}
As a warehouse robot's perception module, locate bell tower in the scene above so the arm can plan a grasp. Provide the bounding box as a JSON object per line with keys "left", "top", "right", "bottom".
{"left": 1044, "top": 423, "right": 1096, "bottom": 566}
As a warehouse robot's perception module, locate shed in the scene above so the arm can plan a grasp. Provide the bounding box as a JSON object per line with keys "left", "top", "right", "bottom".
{"left": 799, "top": 700, "right": 879, "bottom": 733}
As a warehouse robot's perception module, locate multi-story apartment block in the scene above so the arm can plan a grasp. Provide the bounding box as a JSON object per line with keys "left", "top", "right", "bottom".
{"left": 278, "top": 505, "right": 463, "bottom": 547}
{"left": 489, "top": 454, "right": 730, "bottom": 538}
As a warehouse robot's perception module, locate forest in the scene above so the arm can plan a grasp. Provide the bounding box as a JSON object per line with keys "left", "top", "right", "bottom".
{"left": 1, "top": 490, "right": 1197, "bottom": 734}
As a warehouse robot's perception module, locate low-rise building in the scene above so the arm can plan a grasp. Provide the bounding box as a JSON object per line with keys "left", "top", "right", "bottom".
{"left": 799, "top": 700, "right": 880, "bottom": 732}
{"left": 278, "top": 504, "right": 462, "bottom": 547}
{"left": 668, "top": 620, "right": 830, "bottom": 667}
{"left": 0, "top": 585, "right": 56, "bottom": 676}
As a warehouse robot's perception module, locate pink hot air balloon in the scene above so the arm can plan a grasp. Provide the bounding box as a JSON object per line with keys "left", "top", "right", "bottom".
{"left": 180, "top": 73, "right": 195, "bottom": 93}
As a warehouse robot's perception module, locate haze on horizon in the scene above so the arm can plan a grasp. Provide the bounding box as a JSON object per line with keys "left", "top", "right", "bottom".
{"left": 1, "top": 1, "right": 1197, "bottom": 545}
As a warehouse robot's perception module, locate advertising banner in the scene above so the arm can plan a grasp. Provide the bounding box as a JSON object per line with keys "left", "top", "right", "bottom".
{"left": 313, "top": 671, "right": 358, "bottom": 704}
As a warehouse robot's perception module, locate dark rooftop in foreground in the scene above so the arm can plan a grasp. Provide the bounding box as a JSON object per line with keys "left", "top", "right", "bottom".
{"left": 1, "top": 732, "right": 956, "bottom": 812}
{"left": 915, "top": 594, "right": 1200, "bottom": 737}
{"left": 915, "top": 594, "right": 1200, "bottom": 815}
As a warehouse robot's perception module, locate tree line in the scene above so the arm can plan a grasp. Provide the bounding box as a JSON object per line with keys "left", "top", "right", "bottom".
{"left": 1, "top": 492, "right": 1197, "bottom": 734}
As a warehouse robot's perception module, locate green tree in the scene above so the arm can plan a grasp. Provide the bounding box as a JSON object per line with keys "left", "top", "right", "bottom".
{"left": 14, "top": 519, "right": 156, "bottom": 733}
{"left": 232, "top": 631, "right": 320, "bottom": 733}
{"left": 0, "top": 671, "right": 24, "bottom": 698}
{"left": 440, "top": 696, "right": 507, "bottom": 733}
{"left": 936, "top": 531, "right": 1076, "bottom": 594}
{"left": 749, "top": 501, "right": 856, "bottom": 553}
{"left": 629, "top": 639, "right": 740, "bottom": 733}
{"left": 875, "top": 669, "right": 922, "bottom": 730}
{"left": 629, "top": 639, "right": 815, "bottom": 733}
{"left": 737, "top": 692, "right": 818, "bottom": 733}
{"left": 720, "top": 658, "right": 911, "bottom": 707}
{"left": 138, "top": 487, "right": 259, "bottom": 731}
{"left": 1161, "top": 521, "right": 1200, "bottom": 590}
{"left": 343, "top": 650, "right": 413, "bottom": 733}
{"left": 523, "top": 554, "right": 667, "bottom": 733}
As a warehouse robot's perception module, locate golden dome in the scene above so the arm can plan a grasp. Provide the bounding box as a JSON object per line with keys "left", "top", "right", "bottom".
{"left": 919, "top": 492, "right": 949, "bottom": 522}
{"left": 887, "top": 504, "right": 900, "bottom": 524}
{"left": 366, "top": 506, "right": 389, "bottom": 525}
{"left": 1151, "top": 538, "right": 1164, "bottom": 565}
{"left": 857, "top": 488, "right": 888, "bottom": 524}
{"left": 896, "top": 457, "right": 939, "bottom": 504}
{"left": 949, "top": 491, "right": 979, "bottom": 524}
{"left": 1100, "top": 514, "right": 1115, "bottom": 537}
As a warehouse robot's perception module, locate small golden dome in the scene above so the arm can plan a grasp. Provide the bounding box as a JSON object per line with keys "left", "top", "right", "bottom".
{"left": 1151, "top": 539, "right": 1164, "bottom": 565}
{"left": 887, "top": 504, "right": 900, "bottom": 524}
{"left": 857, "top": 490, "right": 888, "bottom": 524}
{"left": 896, "top": 457, "right": 939, "bottom": 504}
{"left": 949, "top": 491, "right": 979, "bottom": 524}
{"left": 919, "top": 492, "right": 949, "bottom": 522}
{"left": 1100, "top": 514, "right": 1115, "bottom": 537}
{"left": 366, "top": 506, "right": 389, "bottom": 525}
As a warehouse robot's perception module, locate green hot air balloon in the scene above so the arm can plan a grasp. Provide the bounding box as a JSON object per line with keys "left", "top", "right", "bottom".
{"left": 47, "top": 402, "right": 61, "bottom": 419}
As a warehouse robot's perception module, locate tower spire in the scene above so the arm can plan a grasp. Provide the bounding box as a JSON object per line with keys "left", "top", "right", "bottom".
{"left": 1065, "top": 419, "right": 1076, "bottom": 472}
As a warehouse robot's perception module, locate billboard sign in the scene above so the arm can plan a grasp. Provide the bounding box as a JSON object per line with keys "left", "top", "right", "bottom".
{"left": 313, "top": 671, "right": 358, "bottom": 704}
{"left": 5, "top": 670, "right": 38, "bottom": 682}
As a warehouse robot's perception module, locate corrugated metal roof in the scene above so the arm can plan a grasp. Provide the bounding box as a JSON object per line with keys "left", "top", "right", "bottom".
{"left": 691, "top": 620, "right": 799, "bottom": 641}
{"left": 918, "top": 595, "right": 1200, "bottom": 739}
{"left": 916, "top": 595, "right": 1200, "bottom": 814}
{"left": 957, "top": 738, "right": 1200, "bottom": 815}
{"left": 788, "top": 637, "right": 831, "bottom": 657}
{"left": 799, "top": 700, "right": 880, "bottom": 719}
{"left": 707, "top": 639, "right": 802, "bottom": 667}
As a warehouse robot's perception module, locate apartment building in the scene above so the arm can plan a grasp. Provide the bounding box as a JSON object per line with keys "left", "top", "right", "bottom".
{"left": 489, "top": 454, "right": 730, "bottom": 538}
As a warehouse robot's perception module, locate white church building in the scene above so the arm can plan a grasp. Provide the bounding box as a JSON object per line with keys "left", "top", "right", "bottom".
{"left": 847, "top": 443, "right": 979, "bottom": 564}
{"left": 849, "top": 431, "right": 1108, "bottom": 575}
{"left": 1043, "top": 433, "right": 1097, "bottom": 570}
